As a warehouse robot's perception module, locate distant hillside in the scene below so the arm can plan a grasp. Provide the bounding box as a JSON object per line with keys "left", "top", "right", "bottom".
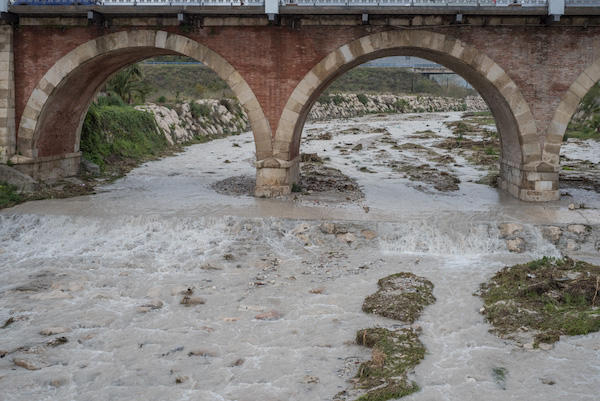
{"left": 324, "top": 67, "right": 476, "bottom": 98}
{"left": 139, "top": 62, "right": 475, "bottom": 103}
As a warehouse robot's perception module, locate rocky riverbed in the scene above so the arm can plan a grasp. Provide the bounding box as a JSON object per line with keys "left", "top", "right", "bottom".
{"left": 1, "top": 111, "right": 600, "bottom": 401}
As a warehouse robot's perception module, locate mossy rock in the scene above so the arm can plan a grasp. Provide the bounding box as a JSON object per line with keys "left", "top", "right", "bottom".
{"left": 362, "top": 272, "right": 436, "bottom": 323}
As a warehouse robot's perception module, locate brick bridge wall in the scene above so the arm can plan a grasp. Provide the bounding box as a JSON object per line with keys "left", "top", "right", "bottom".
{"left": 3, "top": 16, "right": 600, "bottom": 200}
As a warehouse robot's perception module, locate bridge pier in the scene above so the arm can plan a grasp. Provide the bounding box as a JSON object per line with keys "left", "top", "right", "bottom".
{"left": 0, "top": 23, "right": 15, "bottom": 164}
{"left": 254, "top": 156, "right": 300, "bottom": 197}
{"left": 498, "top": 159, "right": 560, "bottom": 202}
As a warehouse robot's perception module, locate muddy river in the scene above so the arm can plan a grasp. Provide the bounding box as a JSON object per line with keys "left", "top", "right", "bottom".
{"left": 1, "top": 112, "right": 599, "bottom": 400}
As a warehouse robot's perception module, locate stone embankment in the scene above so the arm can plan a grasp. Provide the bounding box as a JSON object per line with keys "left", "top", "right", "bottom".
{"left": 137, "top": 99, "right": 250, "bottom": 145}
{"left": 309, "top": 94, "right": 487, "bottom": 120}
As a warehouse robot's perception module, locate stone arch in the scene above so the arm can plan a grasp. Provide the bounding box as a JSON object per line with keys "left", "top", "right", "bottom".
{"left": 543, "top": 62, "right": 600, "bottom": 166}
{"left": 17, "top": 30, "right": 271, "bottom": 167}
{"left": 272, "top": 30, "right": 550, "bottom": 201}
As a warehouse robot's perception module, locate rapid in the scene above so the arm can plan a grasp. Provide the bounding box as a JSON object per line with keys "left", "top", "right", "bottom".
{"left": 1, "top": 112, "right": 599, "bottom": 401}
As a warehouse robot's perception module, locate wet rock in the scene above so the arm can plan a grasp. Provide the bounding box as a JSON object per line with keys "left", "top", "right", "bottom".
{"left": 568, "top": 203, "right": 584, "bottom": 210}
{"left": 13, "top": 356, "right": 50, "bottom": 370}
{"left": 29, "top": 290, "right": 74, "bottom": 300}
{"left": 180, "top": 296, "right": 205, "bottom": 306}
{"left": 175, "top": 376, "right": 189, "bottom": 384}
{"left": 567, "top": 224, "right": 589, "bottom": 236}
{"left": 309, "top": 287, "right": 325, "bottom": 294}
{"left": 188, "top": 349, "right": 218, "bottom": 357}
{"left": 230, "top": 358, "right": 245, "bottom": 367}
{"left": 292, "top": 223, "right": 310, "bottom": 235}
{"left": 541, "top": 226, "right": 562, "bottom": 244}
{"left": 137, "top": 300, "right": 163, "bottom": 313}
{"left": 361, "top": 229, "right": 378, "bottom": 240}
{"left": 255, "top": 310, "right": 283, "bottom": 321}
{"left": 337, "top": 233, "right": 357, "bottom": 244}
{"left": 171, "top": 286, "right": 194, "bottom": 296}
{"left": 498, "top": 223, "right": 523, "bottom": 238}
{"left": 566, "top": 239, "right": 580, "bottom": 252}
{"left": 319, "top": 222, "right": 336, "bottom": 234}
{"left": 303, "top": 375, "right": 320, "bottom": 384}
{"left": 538, "top": 342, "right": 554, "bottom": 351}
{"left": 506, "top": 238, "right": 525, "bottom": 253}
{"left": 41, "top": 326, "right": 70, "bottom": 336}
{"left": 47, "top": 337, "right": 69, "bottom": 348}
{"left": 50, "top": 281, "right": 85, "bottom": 292}
{"left": 146, "top": 287, "right": 162, "bottom": 298}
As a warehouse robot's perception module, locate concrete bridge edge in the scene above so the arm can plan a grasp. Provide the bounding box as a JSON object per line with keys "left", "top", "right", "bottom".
{"left": 267, "top": 29, "right": 559, "bottom": 202}
{"left": 10, "top": 30, "right": 272, "bottom": 181}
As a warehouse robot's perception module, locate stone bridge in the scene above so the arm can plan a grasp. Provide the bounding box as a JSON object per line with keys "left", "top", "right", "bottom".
{"left": 1, "top": 1, "right": 600, "bottom": 201}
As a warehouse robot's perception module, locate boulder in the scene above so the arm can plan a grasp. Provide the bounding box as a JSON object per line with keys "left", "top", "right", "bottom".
{"left": 80, "top": 157, "right": 100, "bottom": 176}
{"left": 0, "top": 164, "right": 39, "bottom": 192}
{"left": 506, "top": 238, "right": 525, "bottom": 253}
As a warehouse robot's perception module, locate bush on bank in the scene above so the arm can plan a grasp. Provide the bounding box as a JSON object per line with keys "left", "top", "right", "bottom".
{"left": 80, "top": 96, "right": 168, "bottom": 171}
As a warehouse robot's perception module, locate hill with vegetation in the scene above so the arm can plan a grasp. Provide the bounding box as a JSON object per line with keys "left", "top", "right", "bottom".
{"left": 139, "top": 61, "right": 475, "bottom": 103}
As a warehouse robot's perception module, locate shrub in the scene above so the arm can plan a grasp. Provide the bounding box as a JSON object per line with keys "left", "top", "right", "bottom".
{"left": 190, "top": 102, "right": 212, "bottom": 119}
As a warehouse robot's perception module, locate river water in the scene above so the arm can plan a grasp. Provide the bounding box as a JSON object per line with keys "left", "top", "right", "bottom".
{"left": 1, "top": 112, "right": 599, "bottom": 400}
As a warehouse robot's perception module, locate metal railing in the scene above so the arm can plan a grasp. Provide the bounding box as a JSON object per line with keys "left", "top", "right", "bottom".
{"left": 6, "top": 0, "right": 599, "bottom": 8}
{"left": 291, "top": 0, "right": 548, "bottom": 5}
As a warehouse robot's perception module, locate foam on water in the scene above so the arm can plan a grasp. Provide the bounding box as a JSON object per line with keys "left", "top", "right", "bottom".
{"left": 0, "top": 112, "right": 598, "bottom": 401}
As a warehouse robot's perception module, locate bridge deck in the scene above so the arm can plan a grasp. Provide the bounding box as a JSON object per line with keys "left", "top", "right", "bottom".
{"left": 7, "top": 4, "right": 600, "bottom": 16}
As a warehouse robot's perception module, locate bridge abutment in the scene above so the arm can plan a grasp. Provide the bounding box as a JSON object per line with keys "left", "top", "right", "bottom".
{"left": 0, "top": 24, "right": 15, "bottom": 164}
{"left": 499, "top": 159, "right": 560, "bottom": 202}
{"left": 254, "top": 156, "right": 300, "bottom": 197}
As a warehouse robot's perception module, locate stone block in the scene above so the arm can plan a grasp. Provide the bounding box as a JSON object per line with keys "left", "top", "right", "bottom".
{"left": 569, "top": 79, "right": 589, "bottom": 100}
{"left": 553, "top": 103, "right": 576, "bottom": 126}
{"left": 562, "top": 90, "right": 582, "bottom": 109}
{"left": 279, "top": 108, "right": 299, "bottom": 124}
{"left": 250, "top": 117, "right": 271, "bottom": 139}
{"left": 357, "top": 35, "right": 374, "bottom": 55}
{"left": 155, "top": 30, "right": 168, "bottom": 48}
{"left": 290, "top": 87, "right": 309, "bottom": 105}
{"left": 284, "top": 97, "right": 303, "bottom": 115}
{"left": 584, "top": 63, "right": 600, "bottom": 83}
{"left": 450, "top": 41, "right": 466, "bottom": 60}
{"left": 338, "top": 44, "right": 355, "bottom": 64}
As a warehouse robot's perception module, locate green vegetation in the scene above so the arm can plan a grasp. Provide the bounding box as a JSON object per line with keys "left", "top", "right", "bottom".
{"left": 478, "top": 257, "right": 600, "bottom": 347}
{"left": 80, "top": 97, "right": 168, "bottom": 172}
{"left": 342, "top": 273, "right": 435, "bottom": 400}
{"left": 564, "top": 82, "right": 600, "bottom": 140}
{"left": 139, "top": 63, "right": 232, "bottom": 102}
{"left": 362, "top": 272, "right": 436, "bottom": 323}
{"left": 190, "top": 101, "right": 212, "bottom": 119}
{"left": 0, "top": 182, "right": 22, "bottom": 208}
{"left": 108, "top": 64, "right": 153, "bottom": 104}
{"left": 322, "top": 67, "right": 476, "bottom": 98}
{"left": 353, "top": 328, "right": 424, "bottom": 401}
